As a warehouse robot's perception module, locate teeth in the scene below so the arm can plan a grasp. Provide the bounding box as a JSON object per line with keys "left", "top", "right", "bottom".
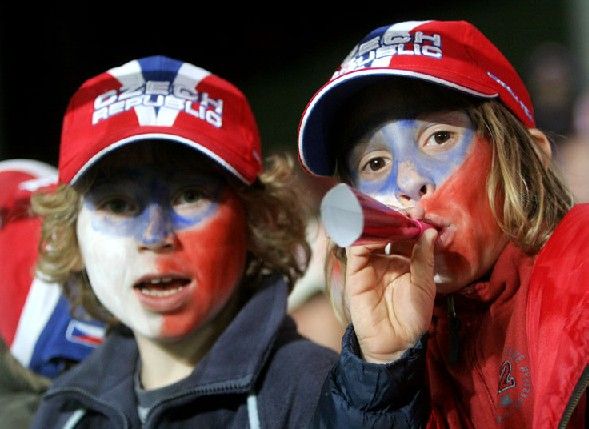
{"left": 140, "top": 287, "right": 182, "bottom": 297}
{"left": 148, "top": 278, "right": 173, "bottom": 284}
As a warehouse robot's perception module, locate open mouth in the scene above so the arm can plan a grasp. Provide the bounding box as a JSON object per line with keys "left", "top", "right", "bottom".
{"left": 134, "top": 276, "right": 191, "bottom": 297}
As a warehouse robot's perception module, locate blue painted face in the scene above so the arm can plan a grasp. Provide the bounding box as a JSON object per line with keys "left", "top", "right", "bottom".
{"left": 82, "top": 168, "right": 222, "bottom": 245}
{"left": 347, "top": 111, "right": 475, "bottom": 207}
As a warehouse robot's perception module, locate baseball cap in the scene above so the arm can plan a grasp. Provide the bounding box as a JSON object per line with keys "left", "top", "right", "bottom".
{"left": 59, "top": 55, "right": 263, "bottom": 185}
{"left": 298, "top": 20, "right": 536, "bottom": 176}
{"left": 0, "top": 159, "right": 105, "bottom": 378}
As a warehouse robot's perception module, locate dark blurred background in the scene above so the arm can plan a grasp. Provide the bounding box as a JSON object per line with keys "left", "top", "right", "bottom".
{"left": 1, "top": 0, "right": 588, "bottom": 182}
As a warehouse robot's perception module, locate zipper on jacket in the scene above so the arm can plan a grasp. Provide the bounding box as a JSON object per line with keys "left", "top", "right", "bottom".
{"left": 143, "top": 380, "right": 252, "bottom": 427}
{"left": 446, "top": 295, "right": 461, "bottom": 364}
{"left": 558, "top": 365, "right": 588, "bottom": 428}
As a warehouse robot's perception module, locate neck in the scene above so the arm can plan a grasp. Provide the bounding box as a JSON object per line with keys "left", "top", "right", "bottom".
{"left": 135, "top": 292, "right": 240, "bottom": 390}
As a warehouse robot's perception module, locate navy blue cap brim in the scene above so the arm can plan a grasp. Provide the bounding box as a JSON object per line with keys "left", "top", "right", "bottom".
{"left": 298, "top": 74, "right": 385, "bottom": 176}
{"left": 298, "top": 68, "right": 496, "bottom": 176}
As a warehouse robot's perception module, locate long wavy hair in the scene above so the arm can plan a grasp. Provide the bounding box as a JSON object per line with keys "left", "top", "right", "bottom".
{"left": 32, "top": 143, "right": 311, "bottom": 326}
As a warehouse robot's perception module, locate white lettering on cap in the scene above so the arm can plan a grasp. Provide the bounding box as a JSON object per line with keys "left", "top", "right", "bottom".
{"left": 336, "top": 26, "right": 443, "bottom": 77}
{"left": 91, "top": 81, "right": 224, "bottom": 128}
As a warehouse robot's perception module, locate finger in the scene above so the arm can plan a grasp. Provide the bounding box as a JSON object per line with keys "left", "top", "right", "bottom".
{"left": 345, "top": 242, "right": 386, "bottom": 276}
{"left": 382, "top": 238, "right": 417, "bottom": 258}
{"left": 347, "top": 242, "right": 387, "bottom": 256}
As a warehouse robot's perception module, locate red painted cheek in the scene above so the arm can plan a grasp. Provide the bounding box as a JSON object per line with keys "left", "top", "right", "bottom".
{"left": 423, "top": 137, "right": 504, "bottom": 274}
{"left": 157, "top": 197, "right": 247, "bottom": 337}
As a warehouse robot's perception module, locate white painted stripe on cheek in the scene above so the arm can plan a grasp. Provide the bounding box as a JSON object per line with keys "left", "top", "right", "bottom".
{"left": 77, "top": 205, "right": 163, "bottom": 337}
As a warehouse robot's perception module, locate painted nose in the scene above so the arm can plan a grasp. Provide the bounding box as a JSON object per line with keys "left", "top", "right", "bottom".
{"left": 396, "top": 162, "right": 435, "bottom": 207}
{"left": 138, "top": 204, "right": 175, "bottom": 251}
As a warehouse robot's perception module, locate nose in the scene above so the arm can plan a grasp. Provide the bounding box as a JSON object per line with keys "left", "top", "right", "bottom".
{"left": 396, "top": 161, "right": 435, "bottom": 207}
{"left": 138, "top": 204, "right": 176, "bottom": 251}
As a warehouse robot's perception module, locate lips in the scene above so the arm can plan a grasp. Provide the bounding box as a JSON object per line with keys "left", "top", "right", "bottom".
{"left": 133, "top": 275, "right": 194, "bottom": 313}
{"left": 423, "top": 214, "right": 455, "bottom": 249}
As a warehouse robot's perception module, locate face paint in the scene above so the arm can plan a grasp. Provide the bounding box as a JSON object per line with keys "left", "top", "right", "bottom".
{"left": 421, "top": 136, "right": 508, "bottom": 293}
{"left": 156, "top": 192, "right": 246, "bottom": 337}
{"left": 346, "top": 111, "right": 507, "bottom": 293}
{"left": 77, "top": 167, "right": 247, "bottom": 339}
{"left": 82, "top": 170, "right": 221, "bottom": 243}
{"left": 348, "top": 111, "right": 475, "bottom": 208}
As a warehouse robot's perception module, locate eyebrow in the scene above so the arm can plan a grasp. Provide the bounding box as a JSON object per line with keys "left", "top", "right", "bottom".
{"left": 416, "top": 110, "right": 472, "bottom": 125}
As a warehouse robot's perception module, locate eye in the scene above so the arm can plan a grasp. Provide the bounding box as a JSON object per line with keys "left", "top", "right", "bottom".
{"left": 355, "top": 151, "right": 392, "bottom": 182}
{"left": 432, "top": 131, "right": 452, "bottom": 145}
{"left": 175, "top": 188, "right": 203, "bottom": 205}
{"left": 421, "top": 128, "right": 460, "bottom": 154}
{"left": 362, "top": 157, "right": 388, "bottom": 172}
{"left": 96, "top": 196, "right": 138, "bottom": 217}
{"left": 172, "top": 187, "right": 215, "bottom": 217}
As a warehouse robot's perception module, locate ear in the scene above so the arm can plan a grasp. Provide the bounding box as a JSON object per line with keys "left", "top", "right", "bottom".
{"left": 528, "top": 128, "right": 552, "bottom": 161}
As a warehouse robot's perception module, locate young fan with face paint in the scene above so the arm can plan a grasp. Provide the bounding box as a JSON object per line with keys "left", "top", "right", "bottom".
{"left": 298, "top": 21, "right": 588, "bottom": 428}
{"left": 29, "top": 55, "right": 338, "bottom": 428}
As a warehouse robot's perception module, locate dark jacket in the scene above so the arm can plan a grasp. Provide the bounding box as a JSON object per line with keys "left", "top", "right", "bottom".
{"left": 313, "top": 204, "right": 589, "bottom": 428}
{"left": 31, "top": 275, "right": 338, "bottom": 428}
{"left": 311, "top": 326, "right": 427, "bottom": 429}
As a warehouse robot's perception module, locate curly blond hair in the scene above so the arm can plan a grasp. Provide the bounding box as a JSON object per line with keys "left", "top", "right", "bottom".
{"left": 32, "top": 149, "right": 311, "bottom": 326}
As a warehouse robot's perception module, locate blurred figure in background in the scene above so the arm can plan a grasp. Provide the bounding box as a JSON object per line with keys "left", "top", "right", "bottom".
{"left": 525, "top": 42, "right": 580, "bottom": 143}
{"left": 287, "top": 169, "right": 345, "bottom": 351}
{"left": 0, "top": 159, "right": 105, "bottom": 428}
{"left": 555, "top": 88, "right": 589, "bottom": 202}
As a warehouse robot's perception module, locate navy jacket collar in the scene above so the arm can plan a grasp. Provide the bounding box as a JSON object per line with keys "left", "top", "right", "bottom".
{"left": 47, "top": 275, "right": 289, "bottom": 403}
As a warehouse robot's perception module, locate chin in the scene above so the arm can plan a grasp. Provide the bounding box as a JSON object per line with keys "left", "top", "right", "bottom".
{"left": 132, "top": 328, "right": 163, "bottom": 341}
{"left": 137, "top": 328, "right": 192, "bottom": 343}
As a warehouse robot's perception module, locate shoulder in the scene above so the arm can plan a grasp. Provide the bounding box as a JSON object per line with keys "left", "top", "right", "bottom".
{"left": 526, "top": 203, "right": 589, "bottom": 356}
{"left": 527, "top": 204, "right": 589, "bottom": 429}
{"left": 261, "top": 316, "right": 337, "bottom": 393}
{"left": 529, "top": 205, "right": 589, "bottom": 292}
{"left": 256, "top": 318, "right": 337, "bottom": 425}
{"left": 530, "top": 204, "right": 589, "bottom": 302}
{"left": 270, "top": 316, "right": 339, "bottom": 371}
{"left": 540, "top": 204, "right": 589, "bottom": 257}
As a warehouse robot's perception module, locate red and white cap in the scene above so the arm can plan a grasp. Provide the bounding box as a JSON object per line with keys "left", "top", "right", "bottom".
{"left": 59, "top": 55, "right": 263, "bottom": 185}
{"left": 298, "top": 20, "right": 535, "bottom": 176}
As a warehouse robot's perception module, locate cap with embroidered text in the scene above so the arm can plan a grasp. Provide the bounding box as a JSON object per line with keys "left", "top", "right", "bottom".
{"left": 298, "top": 20, "right": 535, "bottom": 176}
{"left": 59, "top": 55, "right": 262, "bottom": 185}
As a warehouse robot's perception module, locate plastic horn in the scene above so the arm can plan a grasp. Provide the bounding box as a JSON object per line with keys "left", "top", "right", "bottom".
{"left": 320, "top": 183, "right": 432, "bottom": 247}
